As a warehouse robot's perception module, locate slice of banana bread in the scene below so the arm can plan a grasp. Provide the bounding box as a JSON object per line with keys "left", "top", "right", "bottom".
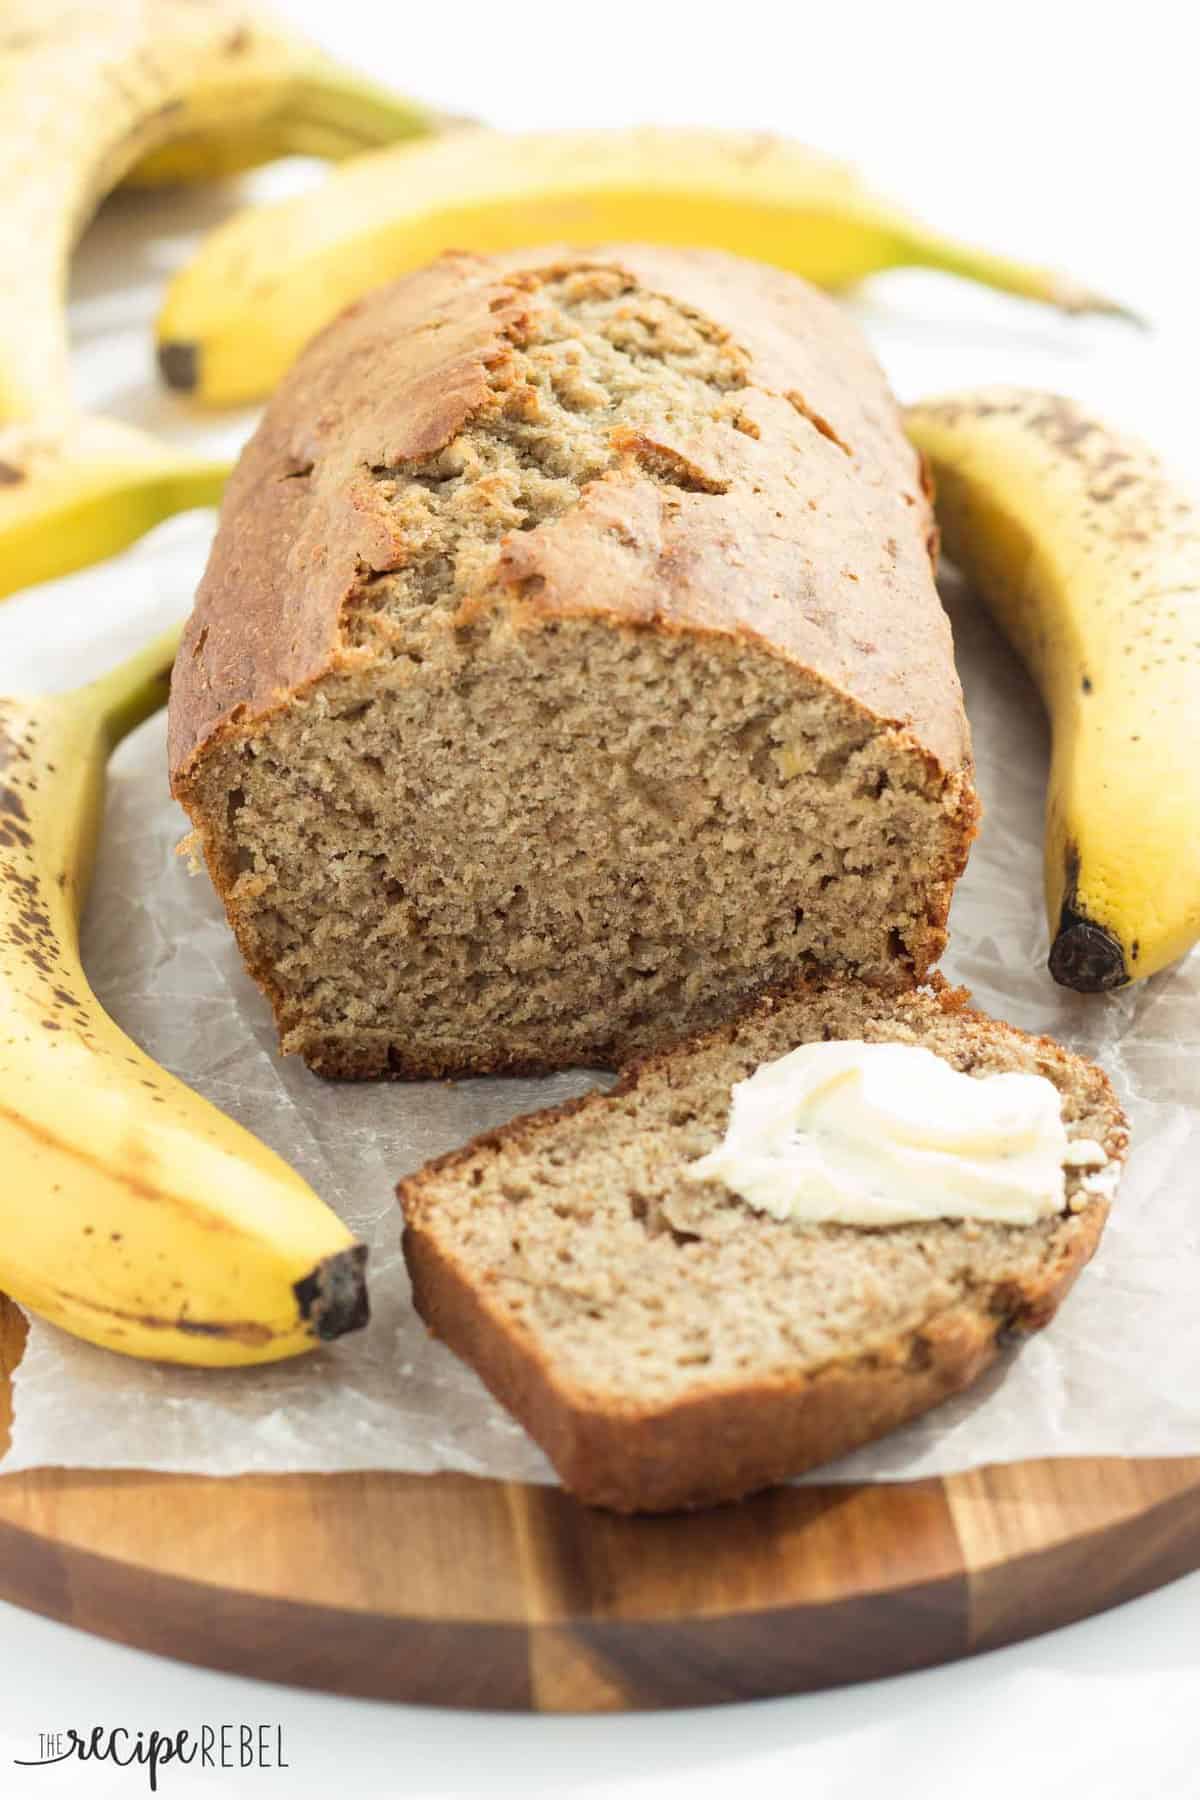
{"left": 400, "top": 982, "right": 1127, "bottom": 1512}
{"left": 169, "top": 245, "right": 977, "bottom": 1079}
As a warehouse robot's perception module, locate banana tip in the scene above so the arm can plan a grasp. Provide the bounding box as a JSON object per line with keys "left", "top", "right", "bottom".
{"left": 158, "top": 340, "right": 199, "bottom": 393}
{"left": 1048, "top": 908, "right": 1128, "bottom": 992}
{"left": 294, "top": 1242, "right": 369, "bottom": 1340}
{"left": 1086, "top": 298, "right": 1152, "bottom": 331}
{"left": 1050, "top": 281, "right": 1149, "bottom": 329}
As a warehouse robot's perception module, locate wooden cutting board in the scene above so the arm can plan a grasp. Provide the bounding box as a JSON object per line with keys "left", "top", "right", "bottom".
{"left": 1, "top": 1293, "right": 1197, "bottom": 1709}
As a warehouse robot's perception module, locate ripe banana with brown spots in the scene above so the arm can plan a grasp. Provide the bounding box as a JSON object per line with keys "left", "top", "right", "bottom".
{"left": 0, "top": 630, "right": 368, "bottom": 1363}
{"left": 907, "top": 388, "right": 1200, "bottom": 992}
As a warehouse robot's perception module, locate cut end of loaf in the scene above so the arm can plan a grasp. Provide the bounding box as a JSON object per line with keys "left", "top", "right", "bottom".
{"left": 400, "top": 982, "right": 1127, "bottom": 1512}
{"left": 183, "top": 621, "right": 974, "bottom": 1080}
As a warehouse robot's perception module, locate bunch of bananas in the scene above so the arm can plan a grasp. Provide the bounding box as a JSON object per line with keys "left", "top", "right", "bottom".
{"left": 1, "top": 4, "right": 1196, "bottom": 1370}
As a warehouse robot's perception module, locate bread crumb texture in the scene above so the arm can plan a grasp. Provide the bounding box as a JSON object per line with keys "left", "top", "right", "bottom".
{"left": 401, "top": 984, "right": 1128, "bottom": 1510}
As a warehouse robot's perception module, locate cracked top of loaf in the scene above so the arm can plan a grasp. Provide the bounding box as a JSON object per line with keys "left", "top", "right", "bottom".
{"left": 168, "top": 244, "right": 970, "bottom": 787}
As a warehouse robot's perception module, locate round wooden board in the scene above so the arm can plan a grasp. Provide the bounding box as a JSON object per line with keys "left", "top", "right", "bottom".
{"left": 1, "top": 1297, "right": 1197, "bottom": 1710}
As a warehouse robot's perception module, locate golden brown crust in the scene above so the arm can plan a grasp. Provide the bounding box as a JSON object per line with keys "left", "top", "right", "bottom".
{"left": 168, "top": 245, "right": 972, "bottom": 793}
{"left": 402, "top": 1211, "right": 1106, "bottom": 1513}
{"left": 399, "top": 983, "right": 1125, "bottom": 1512}
{"left": 168, "top": 250, "right": 517, "bottom": 782}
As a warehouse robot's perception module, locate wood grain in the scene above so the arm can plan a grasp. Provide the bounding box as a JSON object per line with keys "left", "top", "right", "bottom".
{"left": 1, "top": 1293, "right": 1197, "bottom": 1709}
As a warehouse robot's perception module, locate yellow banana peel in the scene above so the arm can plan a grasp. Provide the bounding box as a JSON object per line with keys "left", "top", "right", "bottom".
{"left": 0, "top": 415, "right": 230, "bottom": 601}
{"left": 908, "top": 388, "right": 1200, "bottom": 991}
{"left": 156, "top": 126, "right": 1140, "bottom": 409}
{"left": 0, "top": 0, "right": 442, "bottom": 425}
{"left": 0, "top": 630, "right": 369, "bottom": 1363}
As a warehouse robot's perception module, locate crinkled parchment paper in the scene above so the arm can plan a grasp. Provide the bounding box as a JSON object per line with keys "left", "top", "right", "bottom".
{"left": 4, "top": 569, "right": 1199, "bottom": 1485}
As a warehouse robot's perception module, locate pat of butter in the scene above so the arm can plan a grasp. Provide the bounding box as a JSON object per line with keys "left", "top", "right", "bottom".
{"left": 686, "top": 1039, "right": 1110, "bottom": 1227}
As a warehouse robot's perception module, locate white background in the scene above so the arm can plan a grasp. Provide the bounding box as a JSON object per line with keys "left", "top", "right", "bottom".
{"left": 1, "top": 0, "right": 1198, "bottom": 1794}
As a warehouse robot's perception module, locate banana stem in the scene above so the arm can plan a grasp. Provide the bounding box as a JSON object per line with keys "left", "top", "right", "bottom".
{"left": 81, "top": 623, "right": 183, "bottom": 754}
{"left": 287, "top": 62, "right": 445, "bottom": 149}
{"left": 163, "top": 458, "right": 231, "bottom": 512}
{"left": 898, "top": 229, "right": 1145, "bottom": 325}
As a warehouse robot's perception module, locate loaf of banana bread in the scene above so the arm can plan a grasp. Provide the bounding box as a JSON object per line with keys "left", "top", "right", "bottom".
{"left": 169, "top": 245, "right": 978, "bottom": 1077}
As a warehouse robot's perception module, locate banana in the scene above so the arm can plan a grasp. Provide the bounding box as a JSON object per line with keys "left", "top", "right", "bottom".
{"left": 0, "top": 417, "right": 229, "bottom": 602}
{"left": 155, "top": 125, "right": 1139, "bottom": 409}
{"left": 0, "top": 629, "right": 369, "bottom": 1363}
{"left": 122, "top": 61, "right": 453, "bottom": 190}
{"left": 0, "top": 1, "right": 443, "bottom": 596}
{"left": 0, "top": 0, "right": 441, "bottom": 423}
{"left": 907, "top": 388, "right": 1200, "bottom": 992}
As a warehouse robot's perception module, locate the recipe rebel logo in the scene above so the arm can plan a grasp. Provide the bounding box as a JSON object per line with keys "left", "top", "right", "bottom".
{"left": 14, "top": 1724, "right": 289, "bottom": 1790}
